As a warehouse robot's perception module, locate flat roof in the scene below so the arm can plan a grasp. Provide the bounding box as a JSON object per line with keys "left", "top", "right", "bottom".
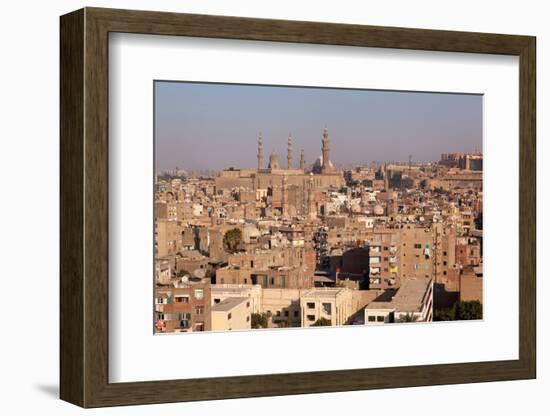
{"left": 211, "top": 297, "right": 249, "bottom": 312}
{"left": 366, "top": 278, "right": 432, "bottom": 312}
{"left": 301, "top": 288, "right": 347, "bottom": 298}
{"left": 211, "top": 285, "right": 256, "bottom": 293}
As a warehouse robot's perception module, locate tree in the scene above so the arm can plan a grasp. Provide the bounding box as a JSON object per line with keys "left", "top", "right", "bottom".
{"left": 251, "top": 313, "right": 269, "bottom": 329}
{"left": 311, "top": 317, "right": 332, "bottom": 326}
{"left": 223, "top": 228, "right": 242, "bottom": 253}
{"left": 434, "top": 300, "right": 482, "bottom": 321}
{"left": 455, "top": 300, "right": 483, "bottom": 320}
{"left": 396, "top": 313, "right": 419, "bottom": 323}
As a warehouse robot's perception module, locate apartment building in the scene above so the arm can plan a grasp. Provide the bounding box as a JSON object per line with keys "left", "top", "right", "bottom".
{"left": 364, "top": 278, "right": 434, "bottom": 324}
{"left": 211, "top": 297, "right": 252, "bottom": 331}
{"left": 300, "top": 287, "right": 353, "bottom": 327}
{"left": 155, "top": 277, "right": 212, "bottom": 333}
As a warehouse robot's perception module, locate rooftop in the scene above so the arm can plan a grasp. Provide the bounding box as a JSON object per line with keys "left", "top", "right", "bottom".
{"left": 366, "top": 278, "right": 432, "bottom": 312}
{"left": 211, "top": 297, "right": 249, "bottom": 312}
{"left": 301, "top": 287, "right": 348, "bottom": 299}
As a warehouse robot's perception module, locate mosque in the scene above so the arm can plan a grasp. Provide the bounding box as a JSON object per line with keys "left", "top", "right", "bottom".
{"left": 214, "top": 128, "right": 345, "bottom": 218}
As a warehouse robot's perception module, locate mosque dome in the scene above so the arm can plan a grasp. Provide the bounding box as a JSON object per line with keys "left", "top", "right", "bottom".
{"left": 312, "top": 154, "right": 334, "bottom": 174}
{"left": 268, "top": 151, "right": 280, "bottom": 169}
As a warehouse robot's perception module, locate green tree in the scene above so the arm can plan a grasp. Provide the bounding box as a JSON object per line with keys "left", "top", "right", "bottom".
{"left": 251, "top": 313, "right": 269, "bottom": 329}
{"left": 312, "top": 317, "right": 332, "bottom": 326}
{"left": 434, "top": 300, "right": 482, "bottom": 321}
{"left": 223, "top": 228, "right": 243, "bottom": 253}
{"left": 396, "top": 313, "right": 419, "bottom": 323}
{"left": 455, "top": 300, "right": 483, "bottom": 320}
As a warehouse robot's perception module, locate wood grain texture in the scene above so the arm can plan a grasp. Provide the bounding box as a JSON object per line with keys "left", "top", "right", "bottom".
{"left": 59, "top": 7, "right": 537, "bottom": 408}
{"left": 59, "top": 8, "right": 84, "bottom": 407}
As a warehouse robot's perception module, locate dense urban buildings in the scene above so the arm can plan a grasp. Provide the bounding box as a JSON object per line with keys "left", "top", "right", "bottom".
{"left": 154, "top": 128, "right": 483, "bottom": 333}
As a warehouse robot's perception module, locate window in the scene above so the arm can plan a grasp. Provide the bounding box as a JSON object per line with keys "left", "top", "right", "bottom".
{"left": 307, "top": 302, "right": 315, "bottom": 309}
{"left": 284, "top": 311, "right": 289, "bottom": 317}
{"left": 194, "top": 289, "right": 204, "bottom": 299}
{"left": 195, "top": 306, "right": 204, "bottom": 315}
{"left": 294, "top": 310, "right": 299, "bottom": 318}
{"left": 174, "top": 296, "right": 189, "bottom": 303}
{"left": 307, "top": 315, "right": 315, "bottom": 321}
{"left": 443, "top": 251, "right": 447, "bottom": 256}
{"left": 270, "top": 277, "right": 274, "bottom": 285}
{"left": 246, "top": 316, "right": 250, "bottom": 322}
{"left": 376, "top": 316, "right": 385, "bottom": 322}
{"left": 322, "top": 303, "right": 332, "bottom": 315}
{"left": 214, "top": 298, "right": 221, "bottom": 304}
{"left": 194, "top": 322, "right": 205, "bottom": 332}
{"left": 368, "top": 316, "right": 376, "bottom": 322}
{"left": 414, "top": 243, "right": 422, "bottom": 249}
{"left": 246, "top": 301, "right": 250, "bottom": 308}
{"left": 228, "top": 313, "right": 232, "bottom": 320}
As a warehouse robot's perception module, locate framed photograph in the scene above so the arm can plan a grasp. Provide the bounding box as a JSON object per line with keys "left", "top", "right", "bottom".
{"left": 60, "top": 7, "right": 536, "bottom": 408}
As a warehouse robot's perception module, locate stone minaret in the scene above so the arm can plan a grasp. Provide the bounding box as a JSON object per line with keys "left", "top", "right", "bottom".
{"left": 300, "top": 149, "right": 305, "bottom": 170}
{"left": 287, "top": 135, "right": 293, "bottom": 169}
{"left": 321, "top": 127, "right": 331, "bottom": 173}
{"left": 257, "top": 133, "right": 264, "bottom": 170}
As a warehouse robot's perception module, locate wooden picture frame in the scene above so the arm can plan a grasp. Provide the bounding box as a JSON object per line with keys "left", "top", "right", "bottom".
{"left": 60, "top": 7, "right": 536, "bottom": 408}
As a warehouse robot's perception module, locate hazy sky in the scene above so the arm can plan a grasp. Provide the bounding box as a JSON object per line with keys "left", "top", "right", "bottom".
{"left": 154, "top": 81, "right": 482, "bottom": 171}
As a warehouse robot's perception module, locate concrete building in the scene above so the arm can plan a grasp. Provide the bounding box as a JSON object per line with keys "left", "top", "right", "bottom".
{"left": 364, "top": 278, "right": 434, "bottom": 324}
{"left": 262, "top": 288, "right": 303, "bottom": 327}
{"left": 155, "top": 277, "right": 212, "bottom": 333}
{"left": 211, "top": 284, "right": 262, "bottom": 313}
{"left": 300, "top": 287, "right": 353, "bottom": 327}
{"left": 399, "top": 225, "right": 434, "bottom": 280}
{"left": 211, "top": 297, "right": 252, "bottom": 331}
{"left": 460, "top": 266, "right": 483, "bottom": 303}
{"left": 155, "top": 219, "right": 183, "bottom": 257}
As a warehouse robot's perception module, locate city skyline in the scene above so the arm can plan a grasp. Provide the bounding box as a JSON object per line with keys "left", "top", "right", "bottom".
{"left": 154, "top": 81, "right": 482, "bottom": 171}
{"left": 154, "top": 80, "right": 483, "bottom": 334}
